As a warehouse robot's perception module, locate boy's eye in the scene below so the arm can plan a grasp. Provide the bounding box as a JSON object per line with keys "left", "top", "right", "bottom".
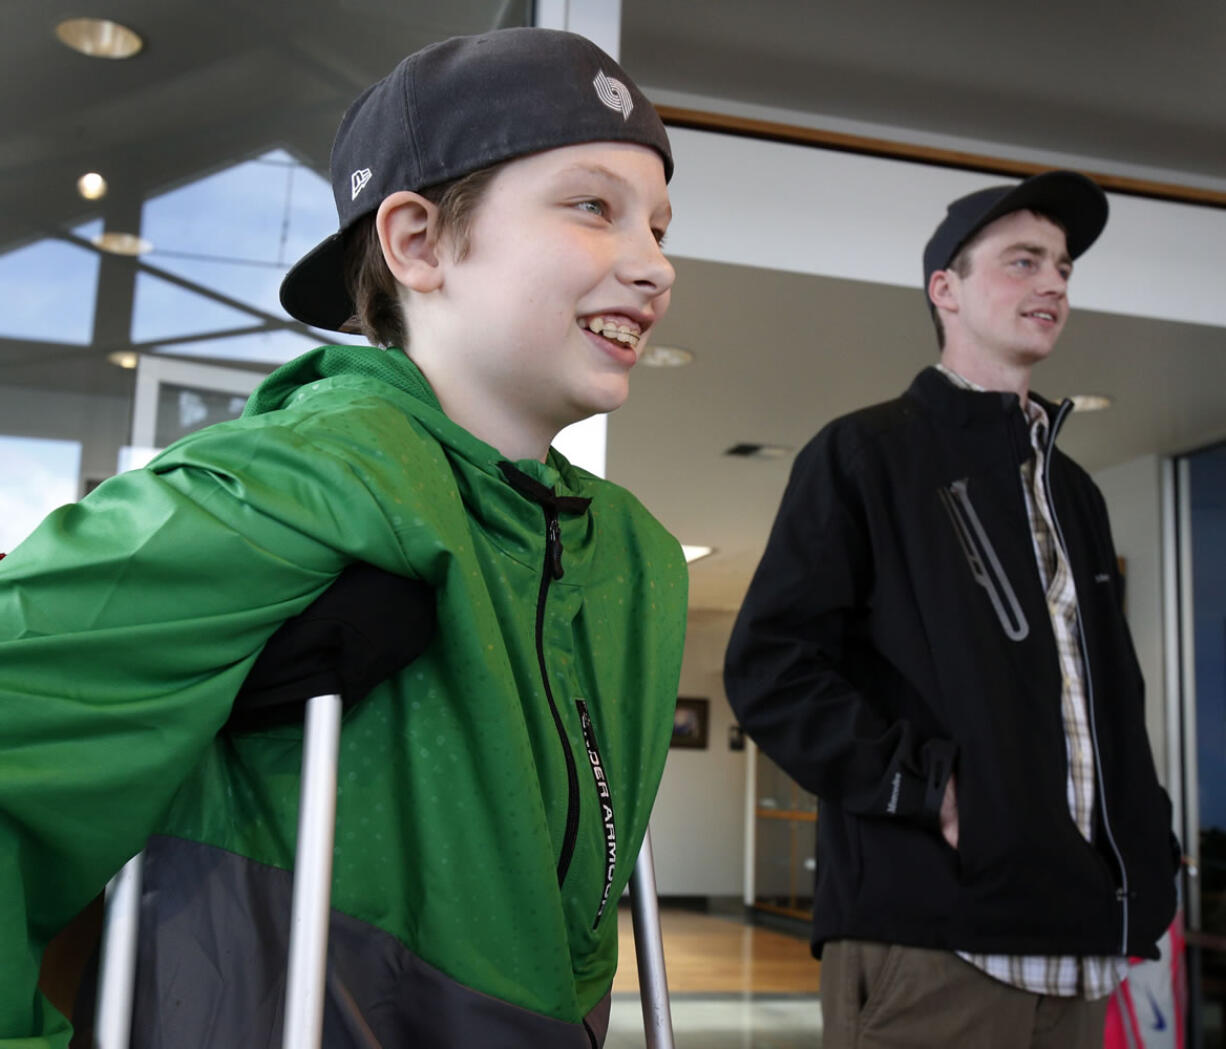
{"left": 576, "top": 199, "right": 608, "bottom": 217}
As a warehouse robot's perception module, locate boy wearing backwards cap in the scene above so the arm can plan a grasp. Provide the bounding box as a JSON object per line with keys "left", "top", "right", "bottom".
{"left": 0, "top": 28, "right": 684, "bottom": 1049}
{"left": 726, "top": 172, "right": 1178, "bottom": 1047}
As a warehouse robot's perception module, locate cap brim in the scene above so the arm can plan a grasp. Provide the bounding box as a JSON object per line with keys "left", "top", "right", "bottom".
{"left": 967, "top": 170, "right": 1108, "bottom": 261}
{"left": 279, "top": 232, "right": 354, "bottom": 333}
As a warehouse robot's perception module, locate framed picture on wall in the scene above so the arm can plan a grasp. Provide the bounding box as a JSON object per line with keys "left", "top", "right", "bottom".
{"left": 671, "top": 697, "right": 709, "bottom": 750}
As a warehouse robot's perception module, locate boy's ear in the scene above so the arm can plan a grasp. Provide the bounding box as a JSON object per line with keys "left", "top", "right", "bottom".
{"left": 928, "top": 269, "right": 959, "bottom": 315}
{"left": 376, "top": 191, "right": 444, "bottom": 293}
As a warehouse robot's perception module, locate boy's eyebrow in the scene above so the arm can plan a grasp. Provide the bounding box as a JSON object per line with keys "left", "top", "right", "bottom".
{"left": 556, "top": 163, "right": 672, "bottom": 220}
{"left": 557, "top": 162, "right": 630, "bottom": 187}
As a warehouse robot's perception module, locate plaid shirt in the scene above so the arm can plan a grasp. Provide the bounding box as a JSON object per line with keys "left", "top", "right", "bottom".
{"left": 937, "top": 365, "right": 1125, "bottom": 999}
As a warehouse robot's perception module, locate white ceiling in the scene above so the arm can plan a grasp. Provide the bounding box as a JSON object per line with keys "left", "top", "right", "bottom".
{"left": 3, "top": 0, "right": 1226, "bottom": 612}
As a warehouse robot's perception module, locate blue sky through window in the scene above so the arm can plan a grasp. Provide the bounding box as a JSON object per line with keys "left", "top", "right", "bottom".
{"left": 0, "top": 220, "right": 103, "bottom": 345}
{"left": 136, "top": 148, "right": 357, "bottom": 361}
{"left": 132, "top": 270, "right": 262, "bottom": 342}
{"left": 0, "top": 149, "right": 357, "bottom": 363}
{"left": 0, "top": 435, "right": 82, "bottom": 553}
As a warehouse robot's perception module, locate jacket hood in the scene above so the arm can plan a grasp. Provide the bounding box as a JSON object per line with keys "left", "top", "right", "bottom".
{"left": 245, "top": 344, "right": 441, "bottom": 417}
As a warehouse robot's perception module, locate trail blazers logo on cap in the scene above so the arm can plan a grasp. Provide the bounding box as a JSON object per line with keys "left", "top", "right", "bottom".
{"left": 593, "top": 70, "right": 633, "bottom": 121}
{"left": 351, "top": 168, "right": 373, "bottom": 200}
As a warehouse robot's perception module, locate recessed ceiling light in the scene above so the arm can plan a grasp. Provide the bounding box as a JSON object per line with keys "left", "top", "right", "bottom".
{"left": 1069, "top": 393, "right": 1113, "bottom": 412}
{"left": 77, "top": 172, "right": 108, "bottom": 200}
{"left": 55, "top": 17, "right": 144, "bottom": 59}
{"left": 93, "top": 231, "right": 153, "bottom": 256}
{"left": 682, "top": 545, "right": 714, "bottom": 564}
{"left": 107, "top": 350, "right": 139, "bottom": 369}
{"left": 640, "top": 344, "right": 694, "bottom": 368}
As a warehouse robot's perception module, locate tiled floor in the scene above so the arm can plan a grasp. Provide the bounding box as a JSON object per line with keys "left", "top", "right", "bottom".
{"left": 607, "top": 904, "right": 824, "bottom": 1047}
{"left": 605, "top": 992, "right": 823, "bottom": 1048}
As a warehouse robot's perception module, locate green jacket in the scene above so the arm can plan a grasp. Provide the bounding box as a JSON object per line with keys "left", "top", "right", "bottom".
{"left": 0, "top": 346, "right": 687, "bottom": 1048}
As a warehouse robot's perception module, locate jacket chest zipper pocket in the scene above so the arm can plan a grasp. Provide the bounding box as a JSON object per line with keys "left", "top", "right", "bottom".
{"left": 939, "top": 478, "right": 1030, "bottom": 642}
{"left": 576, "top": 699, "right": 618, "bottom": 929}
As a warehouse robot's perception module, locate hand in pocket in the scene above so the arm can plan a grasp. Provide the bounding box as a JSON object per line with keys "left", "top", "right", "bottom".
{"left": 940, "top": 773, "right": 959, "bottom": 850}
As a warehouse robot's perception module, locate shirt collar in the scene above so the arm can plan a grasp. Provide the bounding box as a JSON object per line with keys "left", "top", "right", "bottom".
{"left": 935, "top": 363, "right": 1046, "bottom": 426}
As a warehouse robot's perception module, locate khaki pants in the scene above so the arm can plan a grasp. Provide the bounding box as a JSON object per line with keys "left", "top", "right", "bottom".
{"left": 820, "top": 940, "right": 1109, "bottom": 1049}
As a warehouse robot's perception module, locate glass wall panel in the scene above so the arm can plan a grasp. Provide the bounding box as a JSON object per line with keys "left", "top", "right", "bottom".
{"left": 1181, "top": 441, "right": 1226, "bottom": 1047}
{"left": 0, "top": 239, "right": 100, "bottom": 346}
{"left": 0, "top": 435, "right": 82, "bottom": 553}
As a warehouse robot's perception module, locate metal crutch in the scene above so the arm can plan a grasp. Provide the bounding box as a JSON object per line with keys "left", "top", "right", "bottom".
{"left": 629, "top": 827, "right": 676, "bottom": 1049}
{"left": 92, "top": 563, "right": 431, "bottom": 1049}
{"left": 92, "top": 690, "right": 344, "bottom": 1049}
{"left": 94, "top": 853, "right": 143, "bottom": 1049}
{"left": 93, "top": 563, "right": 673, "bottom": 1048}
{"left": 99, "top": 728, "right": 677, "bottom": 1049}
{"left": 280, "top": 689, "right": 343, "bottom": 1049}
{"left": 289, "top": 710, "right": 679, "bottom": 1049}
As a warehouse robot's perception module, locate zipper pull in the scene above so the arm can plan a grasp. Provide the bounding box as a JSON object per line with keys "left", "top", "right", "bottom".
{"left": 547, "top": 512, "right": 564, "bottom": 579}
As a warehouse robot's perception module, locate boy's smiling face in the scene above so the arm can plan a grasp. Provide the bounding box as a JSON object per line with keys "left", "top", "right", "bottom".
{"left": 409, "top": 140, "right": 674, "bottom": 460}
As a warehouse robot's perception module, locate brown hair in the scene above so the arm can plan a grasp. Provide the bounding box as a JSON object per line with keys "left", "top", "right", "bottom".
{"left": 930, "top": 209, "right": 1068, "bottom": 352}
{"left": 341, "top": 162, "right": 507, "bottom": 348}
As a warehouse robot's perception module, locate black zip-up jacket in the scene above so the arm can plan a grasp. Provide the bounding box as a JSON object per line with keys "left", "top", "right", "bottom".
{"left": 725, "top": 367, "right": 1177, "bottom": 960}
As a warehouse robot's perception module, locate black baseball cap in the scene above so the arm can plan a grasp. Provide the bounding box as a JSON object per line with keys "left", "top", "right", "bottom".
{"left": 922, "top": 170, "right": 1109, "bottom": 302}
{"left": 280, "top": 27, "right": 673, "bottom": 332}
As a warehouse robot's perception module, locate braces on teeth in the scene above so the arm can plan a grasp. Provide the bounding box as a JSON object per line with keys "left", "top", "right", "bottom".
{"left": 583, "top": 316, "right": 640, "bottom": 347}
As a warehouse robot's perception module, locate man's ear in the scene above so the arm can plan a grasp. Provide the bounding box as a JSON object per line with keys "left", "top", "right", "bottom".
{"left": 376, "top": 191, "right": 444, "bottom": 293}
{"left": 928, "top": 269, "right": 959, "bottom": 315}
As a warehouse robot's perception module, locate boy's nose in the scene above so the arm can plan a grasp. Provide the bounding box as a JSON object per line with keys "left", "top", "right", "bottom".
{"left": 621, "top": 231, "right": 675, "bottom": 299}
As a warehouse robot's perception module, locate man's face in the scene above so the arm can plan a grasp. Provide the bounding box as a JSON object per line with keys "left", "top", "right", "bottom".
{"left": 944, "top": 210, "right": 1073, "bottom": 367}
{"left": 426, "top": 140, "right": 675, "bottom": 438}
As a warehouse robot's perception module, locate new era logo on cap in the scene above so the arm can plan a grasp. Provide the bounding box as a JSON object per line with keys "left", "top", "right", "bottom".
{"left": 593, "top": 70, "right": 633, "bottom": 121}
{"left": 351, "top": 167, "right": 373, "bottom": 200}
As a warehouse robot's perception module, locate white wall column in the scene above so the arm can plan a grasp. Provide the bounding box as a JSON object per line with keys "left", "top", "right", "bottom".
{"left": 533, "top": 0, "right": 621, "bottom": 54}
{"left": 532, "top": 0, "right": 622, "bottom": 477}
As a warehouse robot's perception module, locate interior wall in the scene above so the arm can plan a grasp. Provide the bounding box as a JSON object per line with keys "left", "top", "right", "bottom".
{"left": 1093, "top": 455, "right": 1169, "bottom": 785}
{"left": 651, "top": 608, "right": 745, "bottom": 897}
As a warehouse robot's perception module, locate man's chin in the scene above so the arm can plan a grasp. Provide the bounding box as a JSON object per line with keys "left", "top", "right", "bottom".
{"left": 1014, "top": 339, "right": 1059, "bottom": 367}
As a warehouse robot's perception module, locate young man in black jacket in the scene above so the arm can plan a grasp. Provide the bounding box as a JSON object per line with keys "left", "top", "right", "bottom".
{"left": 724, "top": 171, "right": 1177, "bottom": 1048}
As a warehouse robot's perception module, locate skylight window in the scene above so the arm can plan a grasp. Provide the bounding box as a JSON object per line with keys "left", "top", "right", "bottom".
{"left": 139, "top": 149, "right": 338, "bottom": 323}
{"left": 129, "top": 148, "right": 360, "bottom": 363}
{"left": 0, "top": 225, "right": 101, "bottom": 345}
{"left": 0, "top": 435, "right": 82, "bottom": 553}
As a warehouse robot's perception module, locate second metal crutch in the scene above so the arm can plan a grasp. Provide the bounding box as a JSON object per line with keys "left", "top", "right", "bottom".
{"left": 630, "top": 827, "right": 675, "bottom": 1049}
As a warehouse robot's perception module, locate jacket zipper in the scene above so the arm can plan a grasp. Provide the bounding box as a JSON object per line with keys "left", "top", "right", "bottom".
{"left": 1041, "top": 399, "right": 1130, "bottom": 953}
{"left": 496, "top": 461, "right": 592, "bottom": 889}
{"left": 534, "top": 504, "right": 582, "bottom": 885}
